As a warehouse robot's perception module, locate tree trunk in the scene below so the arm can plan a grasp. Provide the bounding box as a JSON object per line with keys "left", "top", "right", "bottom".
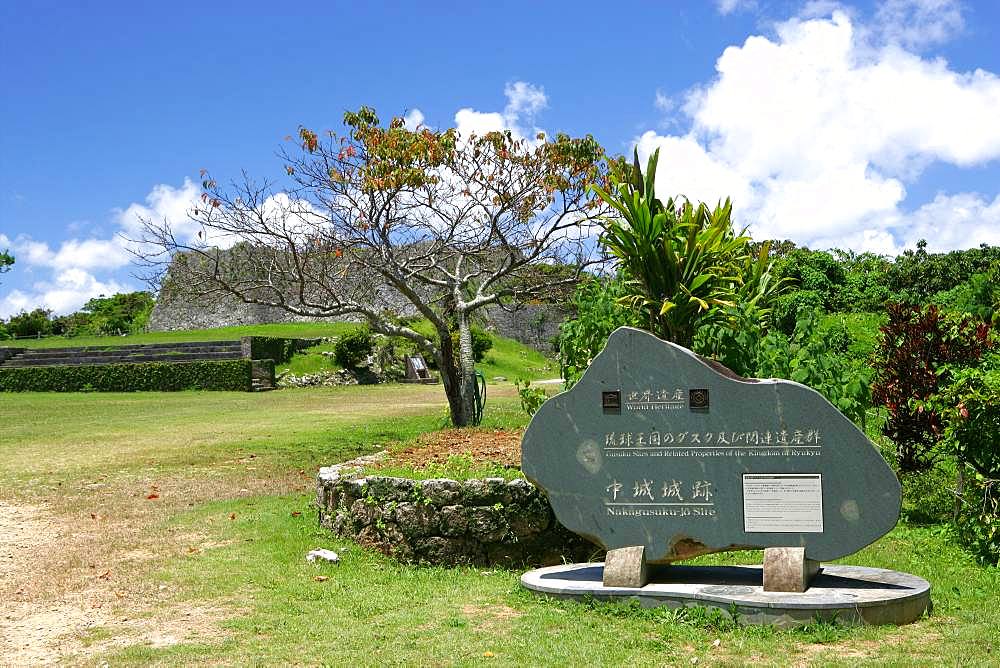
{"left": 954, "top": 459, "right": 966, "bottom": 523}
{"left": 437, "top": 316, "right": 477, "bottom": 427}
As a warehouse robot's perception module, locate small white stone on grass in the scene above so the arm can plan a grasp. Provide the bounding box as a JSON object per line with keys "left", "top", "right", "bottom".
{"left": 306, "top": 548, "right": 340, "bottom": 563}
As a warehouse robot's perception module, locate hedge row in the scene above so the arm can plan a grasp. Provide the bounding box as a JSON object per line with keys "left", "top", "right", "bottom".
{"left": 0, "top": 360, "right": 253, "bottom": 392}
{"left": 245, "top": 336, "right": 318, "bottom": 364}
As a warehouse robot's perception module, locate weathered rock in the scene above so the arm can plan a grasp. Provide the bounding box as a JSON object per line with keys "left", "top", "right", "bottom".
{"left": 422, "top": 479, "right": 463, "bottom": 505}
{"left": 463, "top": 478, "right": 510, "bottom": 505}
{"left": 417, "top": 536, "right": 484, "bottom": 565}
{"left": 439, "top": 505, "right": 469, "bottom": 537}
{"left": 363, "top": 477, "right": 414, "bottom": 502}
{"left": 508, "top": 502, "right": 551, "bottom": 537}
{"left": 506, "top": 477, "right": 536, "bottom": 505}
{"left": 466, "top": 507, "right": 509, "bottom": 542}
{"left": 393, "top": 502, "right": 438, "bottom": 538}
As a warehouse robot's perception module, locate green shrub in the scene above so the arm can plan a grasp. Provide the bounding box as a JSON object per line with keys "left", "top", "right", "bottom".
{"left": 0, "top": 360, "right": 254, "bottom": 392}
{"left": 514, "top": 378, "right": 547, "bottom": 416}
{"left": 927, "top": 352, "right": 1000, "bottom": 479}
{"left": 247, "top": 336, "right": 301, "bottom": 364}
{"left": 954, "top": 471, "right": 999, "bottom": 566}
{"left": 772, "top": 290, "right": 823, "bottom": 335}
{"left": 558, "top": 273, "right": 640, "bottom": 386}
{"left": 81, "top": 291, "right": 155, "bottom": 336}
{"left": 470, "top": 326, "right": 493, "bottom": 363}
{"left": 900, "top": 465, "right": 957, "bottom": 525}
{"left": 594, "top": 149, "right": 766, "bottom": 348}
{"left": 334, "top": 327, "right": 374, "bottom": 368}
{"left": 823, "top": 318, "right": 852, "bottom": 355}
{"left": 756, "top": 309, "right": 872, "bottom": 427}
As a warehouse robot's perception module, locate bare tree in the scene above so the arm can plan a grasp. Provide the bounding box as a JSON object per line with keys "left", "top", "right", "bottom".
{"left": 135, "top": 108, "right": 610, "bottom": 426}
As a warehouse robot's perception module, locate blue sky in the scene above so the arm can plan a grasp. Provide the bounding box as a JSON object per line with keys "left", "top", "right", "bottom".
{"left": 2, "top": 0, "right": 999, "bottom": 316}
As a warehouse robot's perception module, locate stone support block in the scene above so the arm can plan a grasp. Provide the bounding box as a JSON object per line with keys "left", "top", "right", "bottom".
{"left": 763, "top": 547, "right": 821, "bottom": 593}
{"left": 603, "top": 546, "right": 648, "bottom": 588}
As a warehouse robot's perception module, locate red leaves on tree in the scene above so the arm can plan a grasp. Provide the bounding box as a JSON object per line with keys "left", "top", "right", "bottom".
{"left": 299, "top": 127, "right": 319, "bottom": 153}
{"left": 871, "top": 303, "right": 993, "bottom": 472}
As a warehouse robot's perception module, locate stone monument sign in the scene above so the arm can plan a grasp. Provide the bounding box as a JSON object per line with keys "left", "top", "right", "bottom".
{"left": 521, "top": 327, "right": 901, "bottom": 590}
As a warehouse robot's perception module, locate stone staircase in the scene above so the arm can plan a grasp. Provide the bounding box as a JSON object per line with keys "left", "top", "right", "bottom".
{"left": 0, "top": 341, "right": 244, "bottom": 368}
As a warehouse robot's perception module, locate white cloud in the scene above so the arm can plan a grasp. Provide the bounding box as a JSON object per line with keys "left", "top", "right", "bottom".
{"left": 637, "top": 7, "right": 1000, "bottom": 253}
{"left": 503, "top": 81, "right": 547, "bottom": 121}
{"left": 114, "top": 178, "right": 202, "bottom": 241}
{"left": 716, "top": 0, "right": 756, "bottom": 16}
{"left": 11, "top": 237, "right": 131, "bottom": 271}
{"left": 654, "top": 90, "right": 674, "bottom": 113}
{"left": 875, "top": 0, "right": 964, "bottom": 50}
{"left": 455, "top": 80, "right": 548, "bottom": 143}
{"left": 0, "top": 181, "right": 204, "bottom": 317}
{"left": 403, "top": 108, "right": 425, "bottom": 131}
{"left": 0, "top": 268, "right": 128, "bottom": 318}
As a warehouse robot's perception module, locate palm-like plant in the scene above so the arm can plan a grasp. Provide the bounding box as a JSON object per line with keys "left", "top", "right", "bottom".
{"left": 592, "top": 149, "right": 756, "bottom": 347}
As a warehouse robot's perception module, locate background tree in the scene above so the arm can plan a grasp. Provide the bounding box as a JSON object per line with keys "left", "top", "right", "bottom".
{"left": 137, "top": 108, "right": 609, "bottom": 426}
{"left": 0, "top": 250, "right": 13, "bottom": 283}
{"left": 79, "top": 291, "right": 155, "bottom": 335}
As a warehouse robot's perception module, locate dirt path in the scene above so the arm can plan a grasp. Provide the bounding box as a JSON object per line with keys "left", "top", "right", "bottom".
{"left": 0, "top": 498, "right": 230, "bottom": 666}
{"left": 0, "top": 500, "right": 100, "bottom": 666}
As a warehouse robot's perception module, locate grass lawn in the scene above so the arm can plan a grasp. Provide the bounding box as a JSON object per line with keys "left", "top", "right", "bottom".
{"left": 4, "top": 322, "right": 358, "bottom": 349}
{"left": 1, "top": 386, "right": 997, "bottom": 666}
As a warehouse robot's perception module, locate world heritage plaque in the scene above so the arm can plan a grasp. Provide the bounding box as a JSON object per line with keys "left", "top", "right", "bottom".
{"left": 521, "top": 327, "right": 902, "bottom": 592}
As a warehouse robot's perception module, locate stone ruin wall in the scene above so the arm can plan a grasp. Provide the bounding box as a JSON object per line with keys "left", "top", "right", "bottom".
{"left": 316, "top": 468, "right": 597, "bottom": 567}
{"left": 149, "top": 286, "right": 570, "bottom": 352}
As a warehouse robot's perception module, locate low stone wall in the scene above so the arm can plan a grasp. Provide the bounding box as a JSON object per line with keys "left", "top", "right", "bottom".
{"left": 317, "top": 467, "right": 597, "bottom": 567}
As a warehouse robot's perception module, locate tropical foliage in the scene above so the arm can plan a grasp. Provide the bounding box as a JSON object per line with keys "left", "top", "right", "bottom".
{"left": 592, "top": 149, "right": 784, "bottom": 348}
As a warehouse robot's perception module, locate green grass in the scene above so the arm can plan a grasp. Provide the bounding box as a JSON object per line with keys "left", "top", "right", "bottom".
{"left": 1, "top": 386, "right": 998, "bottom": 665}
{"left": 372, "top": 452, "right": 524, "bottom": 481}
{"left": 477, "top": 333, "right": 557, "bottom": 382}
{"left": 111, "top": 495, "right": 999, "bottom": 666}
{"left": 5, "top": 322, "right": 356, "bottom": 349}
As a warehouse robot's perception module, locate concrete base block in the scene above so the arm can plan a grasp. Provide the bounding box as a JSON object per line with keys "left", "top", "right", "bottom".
{"left": 763, "top": 547, "right": 821, "bottom": 593}
{"left": 602, "top": 546, "right": 648, "bottom": 588}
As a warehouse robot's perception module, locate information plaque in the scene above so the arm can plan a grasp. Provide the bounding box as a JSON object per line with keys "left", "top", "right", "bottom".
{"left": 743, "top": 474, "right": 824, "bottom": 533}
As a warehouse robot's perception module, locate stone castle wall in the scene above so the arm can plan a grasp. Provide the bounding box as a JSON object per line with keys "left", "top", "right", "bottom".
{"left": 150, "top": 291, "right": 570, "bottom": 352}
{"left": 316, "top": 467, "right": 597, "bottom": 567}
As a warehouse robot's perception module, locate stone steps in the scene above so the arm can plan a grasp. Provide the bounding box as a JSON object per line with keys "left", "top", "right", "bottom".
{"left": 13, "top": 341, "right": 241, "bottom": 357}
{"left": 0, "top": 340, "right": 245, "bottom": 369}
{"left": 17, "top": 345, "right": 241, "bottom": 360}
{"left": 4, "top": 351, "right": 242, "bottom": 368}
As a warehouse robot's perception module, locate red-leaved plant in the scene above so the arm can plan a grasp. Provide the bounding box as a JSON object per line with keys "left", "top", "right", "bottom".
{"left": 871, "top": 303, "right": 992, "bottom": 472}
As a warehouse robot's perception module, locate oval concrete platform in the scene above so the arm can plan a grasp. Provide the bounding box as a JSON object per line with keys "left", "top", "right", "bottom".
{"left": 521, "top": 563, "right": 931, "bottom": 627}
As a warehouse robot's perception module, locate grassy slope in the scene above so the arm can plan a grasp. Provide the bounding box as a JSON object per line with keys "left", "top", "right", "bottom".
{"left": 0, "top": 388, "right": 997, "bottom": 666}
